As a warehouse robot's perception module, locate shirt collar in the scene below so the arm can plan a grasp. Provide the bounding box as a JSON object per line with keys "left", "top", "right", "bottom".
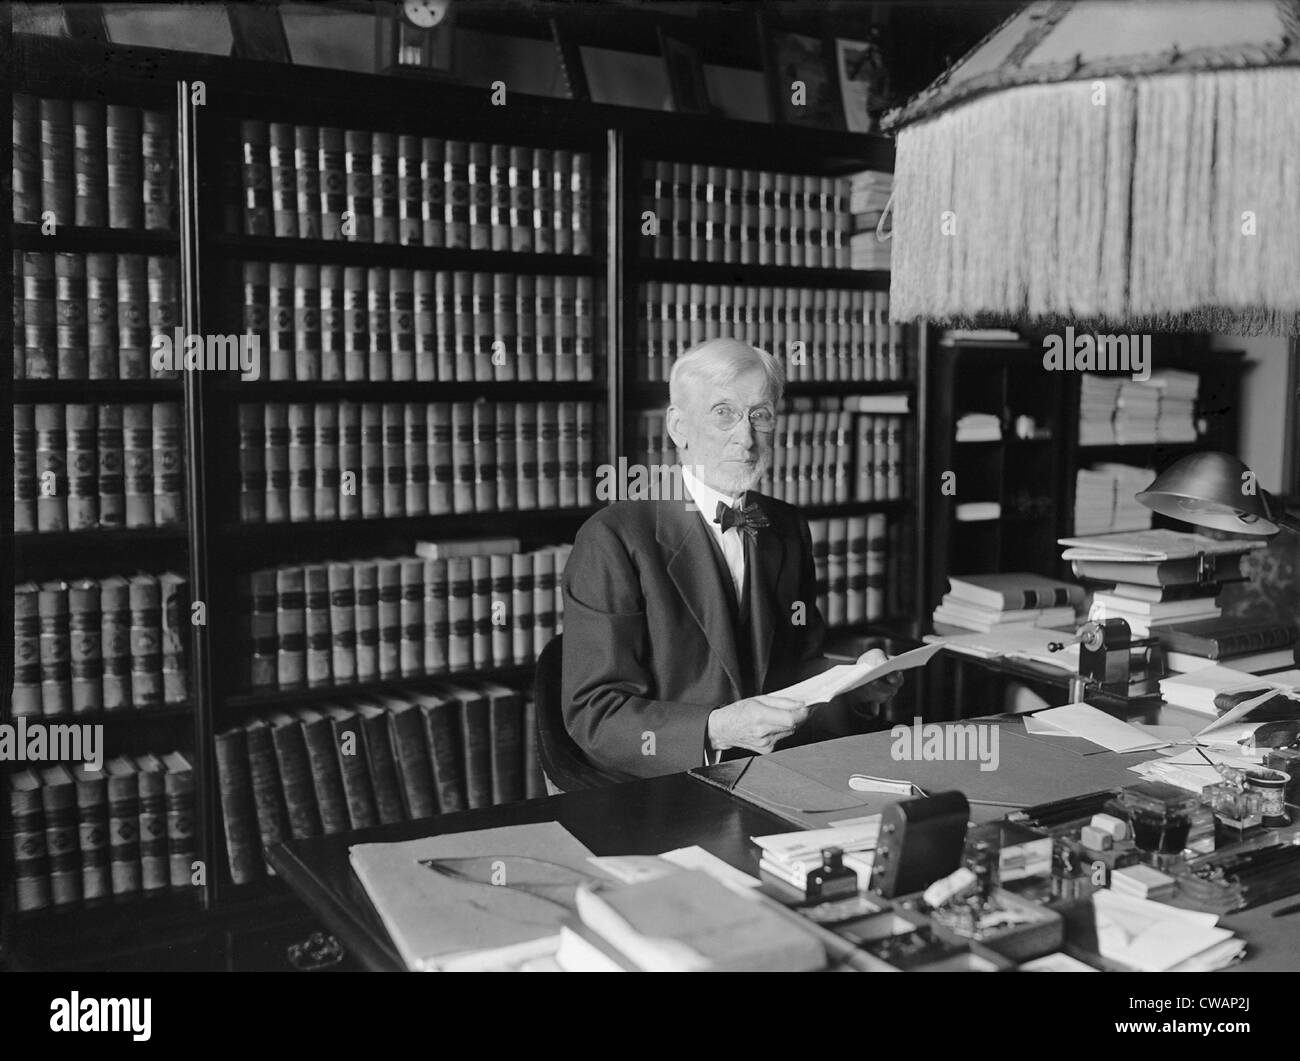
{"left": 681, "top": 464, "right": 743, "bottom": 521}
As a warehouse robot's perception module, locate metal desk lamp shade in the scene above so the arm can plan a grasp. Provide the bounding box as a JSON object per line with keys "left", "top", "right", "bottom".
{"left": 1136, "top": 452, "right": 1300, "bottom": 535}
{"left": 882, "top": 1, "right": 1300, "bottom": 336}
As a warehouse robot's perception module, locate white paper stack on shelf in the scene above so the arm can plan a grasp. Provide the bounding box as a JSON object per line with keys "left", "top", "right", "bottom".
{"left": 1101, "top": 463, "right": 1154, "bottom": 531}
{"left": 847, "top": 170, "right": 892, "bottom": 270}
{"left": 955, "top": 412, "right": 1001, "bottom": 442}
{"left": 1092, "top": 890, "right": 1244, "bottom": 971}
{"left": 1073, "top": 468, "right": 1117, "bottom": 535}
{"left": 1151, "top": 369, "right": 1199, "bottom": 443}
{"left": 1113, "top": 379, "right": 1161, "bottom": 444}
{"left": 1079, "top": 375, "right": 1123, "bottom": 444}
{"left": 954, "top": 501, "right": 1001, "bottom": 522}
{"left": 752, "top": 819, "right": 881, "bottom": 890}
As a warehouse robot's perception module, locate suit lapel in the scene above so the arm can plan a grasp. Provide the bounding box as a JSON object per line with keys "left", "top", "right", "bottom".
{"left": 658, "top": 501, "right": 745, "bottom": 698}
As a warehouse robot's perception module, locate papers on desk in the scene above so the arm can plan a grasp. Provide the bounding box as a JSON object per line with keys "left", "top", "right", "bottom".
{"left": 349, "top": 821, "right": 615, "bottom": 971}
{"left": 1023, "top": 703, "right": 1171, "bottom": 753}
{"left": 1129, "top": 745, "right": 1262, "bottom": 792}
{"left": 1159, "top": 666, "right": 1299, "bottom": 717}
{"left": 770, "top": 642, "right": 944, "bottom": 705}
{"left": 752, "top": 819, "right": 881, "bottom": 888}
{"left": 927, "top": 626, "right": 1080, "bottom": 672}
{"left": 589, "top": 847, "right": 762, "bottom": 890}
{"left": 1092, "top": 891, "right": 1244, "bottom": 971}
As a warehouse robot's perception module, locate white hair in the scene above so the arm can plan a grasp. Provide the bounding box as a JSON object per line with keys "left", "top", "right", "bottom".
{"left": 667, "top": 338, "right": 785, "bottom": 408}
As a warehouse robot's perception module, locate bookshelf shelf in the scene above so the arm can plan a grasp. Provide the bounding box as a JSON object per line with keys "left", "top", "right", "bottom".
{"left": 634, "top": 259, "right": 890, "bottom": 290}
{"left": 11, "top": 223, "right": 178, "bottom": 253}
{"left": 17, "top": 703, "right": 194, "bottom": 725}
{"left": 208, "top": 380, "right": 607, "bottom": 402}
{"left": 205, "top": 233, "right": 601, "bottom": 276}
{"left": 221, "top": 664, "right": 537, "bottom": 713}
{"left": 216, "top": 507, "right": 601, "bottom": 542}
{"left": 13, "top": 527, "right": 189, "bottom": 549}
{"left": 12, "top": 380, "right": 184, "bottom": 402}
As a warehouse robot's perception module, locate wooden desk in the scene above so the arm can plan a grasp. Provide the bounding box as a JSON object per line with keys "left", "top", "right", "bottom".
{"left": 267, "top": 773, "right": 789, "bottom": 972}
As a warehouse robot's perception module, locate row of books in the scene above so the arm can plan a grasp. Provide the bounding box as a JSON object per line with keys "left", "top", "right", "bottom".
{"left": 638, "top": 161, "right": 888, "bottom": 268}
{"left": 638, "top": 283, "right": 905, "bottom": 383}
{"left": 808, "top": 514, "right": 895, "bottom": 627}
{"left": 13, "top": 573, "right": 189, "bottom": 717}
{"left": 12, "top": 95, "right": 175, "bottom": 230}
{"left": 1073, "top": 463, "right": 1154, "bottom": 536}
{"left": 214, "top": 683, "right": 546, "bottom": 885}
{"left": 1079, "top": 371, "right": 1200, "bottom": 446}
{"left": 239, "top": 543, "right": 571, "bottom": 691}
{"left": 932, "top": 574, "right": 1084, "bottom": 633}
{"left": 237, "top": 401, "right": 597, "bottom": 524}
{"left": 9, "top": 754, "right": 195, "bottom": 912}
{"left": 632, "top": 400, "right": 907, "bottom": 507}
{"left": 234, "top": 262, "right": 596, "bottom": 382}
{"left": 233, "top": 120, "right": 591, "bottom": 253}
{"left": 14, "top": 403, "right": 184, "bottom": 533}
{"left": 12, "top": 251, "right": 180, "bottom": 380}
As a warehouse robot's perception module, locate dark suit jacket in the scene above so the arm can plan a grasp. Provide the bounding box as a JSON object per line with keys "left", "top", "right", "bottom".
{"left": 561, "top": 493, "right": 832, "bottom": 778}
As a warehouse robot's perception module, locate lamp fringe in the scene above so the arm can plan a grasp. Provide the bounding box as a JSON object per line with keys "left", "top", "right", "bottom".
{"left": 889, "top": 67, "right": 1300, "bottom": 335}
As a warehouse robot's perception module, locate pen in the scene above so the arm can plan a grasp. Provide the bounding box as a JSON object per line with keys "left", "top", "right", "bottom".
{"left": 1271, "top": 901, "right": 1300, "bottom": 918}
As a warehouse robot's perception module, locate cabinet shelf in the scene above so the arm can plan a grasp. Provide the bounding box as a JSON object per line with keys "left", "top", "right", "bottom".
{"left": 634, "top": 258, "right": 889, "bottom": 290}
{"left": 221, "top": 664, "right": 537, "bottom": 713}
{"left": 12, "top": 223, "right": 178, "bottom": 253}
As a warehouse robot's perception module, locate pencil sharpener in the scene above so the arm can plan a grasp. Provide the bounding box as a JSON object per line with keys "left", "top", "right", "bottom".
{"left": 1077, "top": 619, "right": 1164, "bottom": 698}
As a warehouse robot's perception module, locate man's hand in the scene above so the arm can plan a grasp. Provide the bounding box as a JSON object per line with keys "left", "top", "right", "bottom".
{"left": 707, "top": 694, "right": 810, "bottom": 755}
{"left": 852, "top": 647, "right": 904, "bottom": 703}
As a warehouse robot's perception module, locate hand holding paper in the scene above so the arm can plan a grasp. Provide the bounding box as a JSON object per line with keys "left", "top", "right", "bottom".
{"left": 769, "top": 642, "right": 944, "bottom": 707}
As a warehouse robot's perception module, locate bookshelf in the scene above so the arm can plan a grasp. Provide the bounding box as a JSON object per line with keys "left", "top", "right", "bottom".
{"left": 2, "top": 33, "right": 921, "bottom": 969}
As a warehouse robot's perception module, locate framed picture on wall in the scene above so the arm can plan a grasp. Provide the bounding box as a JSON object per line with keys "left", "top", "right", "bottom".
{"left": 227, "top": 2, "right": 292, "bottom": 63}
{"left": 759, "top": 17, "right": 843, "bottom": 130}
{"left": 834, "top": 35, "right": 892, "bottom": 133}
{"left": 658, "top": 30, "right": 712, "bottom": 115}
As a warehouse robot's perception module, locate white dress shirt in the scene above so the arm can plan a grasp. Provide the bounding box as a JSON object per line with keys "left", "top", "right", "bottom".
{"left": 681, "top": 465, "right": 746, "bottom": 602}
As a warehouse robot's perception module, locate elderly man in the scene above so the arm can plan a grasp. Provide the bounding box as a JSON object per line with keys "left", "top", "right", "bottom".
{"left": 561, "top": 337, "right": 901, "bottom": 779}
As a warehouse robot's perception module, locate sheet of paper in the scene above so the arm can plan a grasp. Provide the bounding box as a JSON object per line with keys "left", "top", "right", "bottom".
{"left": 770, "top": 642, "right": 944, "bottom": 705}
{"left": 752, "top": 819, "right": 881, "bottom": 866}
{"left": 1031, "top": 703, "right": 1170, "bottom": 753}
{"left": 930, "top": 627, "right": 1079, "bottom": 672}
{"left": 1093, "top": 891, "right": 1230, "bottom": 971}
{"left": 659, "top": 846, "right": 762, "bottom": 889}
{"left": 1023, "top": 713, "right": 1073, "bottom": 737}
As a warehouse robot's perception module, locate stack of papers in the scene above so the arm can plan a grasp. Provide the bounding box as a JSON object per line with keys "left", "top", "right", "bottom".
{"left": 955, "top": 412, "right": 1001, "bottom": 442}
{"left": 752, "top": 819, "right": 881, "bottom": 889}
{"left": 1151, "top": 370, "right": 1199, "bottom": 443}
{"left": 1092, "top": 891, "right": 1244, "bottom": 971}
{"left": 1079, "top": 376, "right": 1124, "bottom": 445}
{"left": 1113, "top": 379, "right": 1160, "bottom": 444}
{"left": 1074, "top": 463, "right": 1155, "bottom": 535}
{"left": 953, "top": 501, "right": 1001, "bottom": 523}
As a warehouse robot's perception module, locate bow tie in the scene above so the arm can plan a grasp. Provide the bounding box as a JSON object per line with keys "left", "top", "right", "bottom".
{"left": 714, "top": 500, "right": 770, "bottom": 538}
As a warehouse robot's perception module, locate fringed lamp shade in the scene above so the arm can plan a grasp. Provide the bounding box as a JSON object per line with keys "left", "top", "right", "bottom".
{"left": 883, "top": 0, "right": 1300, "bottom": 335}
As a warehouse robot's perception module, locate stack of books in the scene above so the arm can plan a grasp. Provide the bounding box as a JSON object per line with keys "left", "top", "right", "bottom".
{"left": 1073, "top": 464, "right": 1154, "bottom": 535}
{"left": 214, "top": 682, "right": 545, "bottom": 885}
{"left": 1078, "top": 376, "right": 1125, "bottom": 445}
{"left": 1152, "top": 370, "right": 1200, "bottom": 442}
{"left": 932, "top": 573, "right": 1083, "bottom": 633}
{"left": 1060, "top": 530, "right": 1274, "bottom": 649}
{"left": 847, "top": 170, "right": 892, "bottom": 270}
{"left": 954, "top": 412, "right": 1001, "bottom": 442}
